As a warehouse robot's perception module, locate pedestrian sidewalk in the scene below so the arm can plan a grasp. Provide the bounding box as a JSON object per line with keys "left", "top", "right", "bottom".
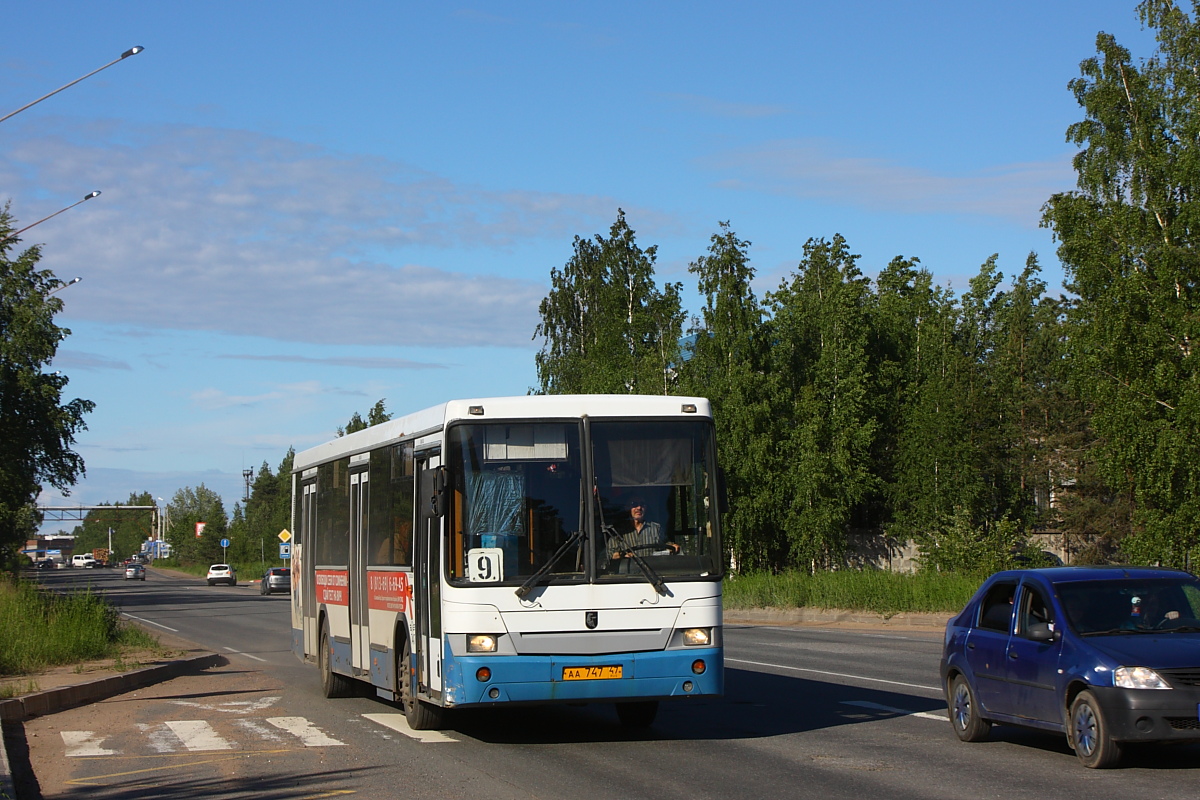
{"left": 0, "top": 626, "right": 223, "bottom": 800}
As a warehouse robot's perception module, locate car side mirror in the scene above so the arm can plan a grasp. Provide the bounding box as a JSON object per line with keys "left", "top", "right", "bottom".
{"left": 1027, "top": 622, "right": 1059, "bottom": 642}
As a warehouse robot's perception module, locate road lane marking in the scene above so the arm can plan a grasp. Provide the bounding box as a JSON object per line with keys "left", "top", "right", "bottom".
{"left": 170, "top": 695, "right": 281, "bottom": 713}
{"left": 223, "top": 646, "right": 267, "bottom": 662}
{"left": 121, "top": 613, "right": 179, "bottom": 633}
{"left": 267, "top": 716, "right": 346, "bottom": 747}
{"left": 726, "top": 657, "right": 940, "bottom": 692}
{"left": 362, "top": 713, "right": 457, "bottom": 743}
{"left": 62, "top": 731, "right": 118, "bottom": 757}
{"left": 840, "top": 700, "right": 947, "bottom": 721}
{"left": 164, "top": 720, "right": 234, "bottom": 751}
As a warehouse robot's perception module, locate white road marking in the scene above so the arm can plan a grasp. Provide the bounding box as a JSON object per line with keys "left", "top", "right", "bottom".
{"left": 164, "top": 720, "right": 234, "bottom": 751}
{"left": 223, "top": 646, "right": 267, "bottom": 662}
{"left": 841, "top": 700, "right": 947, "bottom": 722}
{"left": 121, "top": 613, "right": 179, "bottom": 633}
{"left": 267, "top": 716, "right": 346, "bottom": 747}
{"left": 170, "top": 696, "right": 281, "bottom": 713}
{"left": 138, "top": 722, "right": 181, "bottom": 753}
{"left": 362, "top": 713, "right": 457, "bottom": 743}
{"left": 61, "top": 731, "right": 118, "bottom": 757}
{"left": 726, "top": 657, "right": 941, "bottom": 693}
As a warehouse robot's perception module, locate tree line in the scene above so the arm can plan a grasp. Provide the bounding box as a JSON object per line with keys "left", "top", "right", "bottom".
{"left": 535, "top": 1, "right": 1200, "bottom": 573}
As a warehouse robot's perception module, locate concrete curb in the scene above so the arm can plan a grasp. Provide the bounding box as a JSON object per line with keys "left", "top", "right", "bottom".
{"left": 0, "top": 652, "right": 227, "bottom": 724}
{"left": 724, "top": 606, "right": 952, "bottom": 629}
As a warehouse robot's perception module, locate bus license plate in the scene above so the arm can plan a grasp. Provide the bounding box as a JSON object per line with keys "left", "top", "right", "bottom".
{"left": 562, "top": 665, "right": 622, "bottom": 681}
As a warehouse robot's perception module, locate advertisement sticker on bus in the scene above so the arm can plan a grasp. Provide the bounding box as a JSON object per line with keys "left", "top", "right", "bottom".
{"left": 315, "top": 569, "right": 349, "bottom": 605}
{"left": 366, "top": 570, "right": 412, "bottom": 612}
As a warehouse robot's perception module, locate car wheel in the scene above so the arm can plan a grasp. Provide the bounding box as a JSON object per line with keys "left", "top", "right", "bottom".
{"left": 398, "top": 638, "right": 444, "bottom": 730}
{"left": 207, "top": 580, "right": 214, "bottom": 586}
{"left": 949, "top": 674, "right": 991, "bottom": 742}
{"left": 1071, "top": 690, "right": 1122, "bottom": 768}
{"left": 319, "top": 622, "right": 354, "bottom": 698}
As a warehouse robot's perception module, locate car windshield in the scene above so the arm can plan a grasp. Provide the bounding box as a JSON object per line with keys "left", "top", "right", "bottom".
{"left": 1057, "top": 577, "right": 1200, "bottom": 634}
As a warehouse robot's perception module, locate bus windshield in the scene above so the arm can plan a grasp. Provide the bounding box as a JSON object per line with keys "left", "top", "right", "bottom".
{"left": 447, "top": 418, "right": 721, "bottom": 586}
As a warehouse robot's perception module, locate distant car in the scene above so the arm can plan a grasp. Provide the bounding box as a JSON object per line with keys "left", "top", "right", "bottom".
{"left": 124, "top": 563, "right": 146, "bottom": 581}
{"left": 35, "top": 559, "right": 54, "bottom": 570}
{"left": 941, "top": 566, "right": 1200, "bottom": 768}
{"left": 260, "top": 567, "right": 291, "bottom": 595}
{"left": 206, "top": 564, "right": 237, "bottom": 586}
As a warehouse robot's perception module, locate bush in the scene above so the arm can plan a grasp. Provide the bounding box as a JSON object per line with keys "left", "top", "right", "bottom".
{"left": 723, "top": 569, "right": 983, "bottom": 615}
{"left": 0, "top": 578, "right": 143, "bottom": 676}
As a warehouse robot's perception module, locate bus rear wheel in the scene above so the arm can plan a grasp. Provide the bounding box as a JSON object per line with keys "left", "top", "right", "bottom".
{"left": 615, "top": 700, "right": 658, "bottom": 728}
{"left": 319, "top": 622, "right": 353, "bottom": 698}
{"left": 399, "top": 639, "right": 445, "bottom": 730}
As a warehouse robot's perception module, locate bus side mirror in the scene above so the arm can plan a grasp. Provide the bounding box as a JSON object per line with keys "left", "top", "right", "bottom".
{"left": 433, "top": 466, "right": 448, "bottom": 517}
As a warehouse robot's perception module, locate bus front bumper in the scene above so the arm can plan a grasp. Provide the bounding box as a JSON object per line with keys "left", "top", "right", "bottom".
{"left": 443, "top": 647, "right": 723, "bottom": 707}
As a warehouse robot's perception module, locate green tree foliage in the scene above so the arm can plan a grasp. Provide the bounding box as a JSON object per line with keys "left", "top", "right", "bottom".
{"left": 164, "top": 484, "right": 229, "bottom": 565}
{"left": 336, "top": 398, "right": 392, "bottom": 437}
{"left": 534, "top": 209, "right": 684, "bottom": 395}
{"left": 72, "top": 492, "right": 157, "bottom": 560}
{"left": 677, "top": 223, "right": 774, "bottom": 570}
{"left": 0, "top": 209, "right": 94, "bottom": 558}
{"left": 765, "top": 236, "right": 879, "bottom": 570}
{"left": 1043, "top": 0, "right": 1200, "bottom": 566}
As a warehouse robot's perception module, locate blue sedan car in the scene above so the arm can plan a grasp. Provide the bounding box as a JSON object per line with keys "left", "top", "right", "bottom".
{"left": 941, "top": 566, "right": 1200, "bottom": 768}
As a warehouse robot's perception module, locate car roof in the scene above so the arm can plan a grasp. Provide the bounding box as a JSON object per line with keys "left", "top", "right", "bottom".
{"left": 986, "top": 566, "right": 1195, "bottom": 585}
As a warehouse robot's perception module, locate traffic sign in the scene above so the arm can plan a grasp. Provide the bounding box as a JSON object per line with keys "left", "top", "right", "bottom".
{"left": 280, "top": 543, "right": 291, "bottom": 559}
{"left": 278, "top": 529, "right": 292, "bottom": 543}
{"left": 220, "top": 538, "right": 230, "bottom": 548}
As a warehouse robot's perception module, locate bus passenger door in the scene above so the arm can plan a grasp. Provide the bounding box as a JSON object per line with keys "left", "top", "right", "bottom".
{"left": 349, "top": 468, "right": 369, "bottom": 673}
{"left": 415, "top": 457, "right": 443, "bottom": 701}
{"left": 300, "top": 480, "right": 318, "bottom": 657}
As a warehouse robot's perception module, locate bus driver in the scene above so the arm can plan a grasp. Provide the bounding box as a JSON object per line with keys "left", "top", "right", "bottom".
{"left": 610, "top": 496, "right": 679, "bottom": 561}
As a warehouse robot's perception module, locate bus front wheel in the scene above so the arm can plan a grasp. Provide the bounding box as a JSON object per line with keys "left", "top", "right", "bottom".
{"left": 319, "top": 622, "right": 353, "bottom": 698}
{"left": 399, "top": 639, "right": 445, "bottom": 730}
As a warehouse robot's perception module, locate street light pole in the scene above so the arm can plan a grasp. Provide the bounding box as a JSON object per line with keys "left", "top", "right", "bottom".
{"left": 47, "top": 276, "right": 82, "bottom": 295}
{"left": 0, "top": 46, "right": 144, "bottom": 125}
{"left": 0, "top": 191, "right": 100, "bottom": 247}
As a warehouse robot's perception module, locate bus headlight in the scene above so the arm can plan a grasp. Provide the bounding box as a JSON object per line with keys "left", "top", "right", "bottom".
{"left": 682, "top": 628, "right": 711, "bottom": 647}
{"left": 468, "top": 634, "right": 498, "bottom": 653}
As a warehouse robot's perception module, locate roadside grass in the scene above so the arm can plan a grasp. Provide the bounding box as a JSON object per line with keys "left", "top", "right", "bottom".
{"left": 723, "top": 569, "right": 985, "bottom": 616}
{"left": 0, "top": 578, "right": 165, "bottom": 678}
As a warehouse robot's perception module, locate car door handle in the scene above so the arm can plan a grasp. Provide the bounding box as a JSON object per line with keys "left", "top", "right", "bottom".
{"left": 967, "top": 642, "right": 975, "bottom": 650}
{"left": 1008, "top": 650, "right": 1018, "bottom": 659}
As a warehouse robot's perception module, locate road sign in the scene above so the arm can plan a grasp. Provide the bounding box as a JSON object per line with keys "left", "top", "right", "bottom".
{"left": 280, "top": 543, "right": 291, "bottom": 559}
{"left": 278, "top": 529, "right": 292, "bottom": 543}
{"left": 220, "top": 538, "right": 230, "bottom": 548}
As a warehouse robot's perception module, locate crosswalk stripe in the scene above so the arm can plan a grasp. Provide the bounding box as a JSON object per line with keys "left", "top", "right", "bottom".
{"left": 61, "top": 731, "right": 117, "bottom": 757}
{"left": 267, "top": 717, "right": 345, "bottom": 747}
{"left": 362, "top": 713, "right": 456, "bottom": 743}
{"left": 841, "top": 700, "right": 948, "bottom": 721}
{"left": 164, "top": 720, "right": 234, "bottom": 751}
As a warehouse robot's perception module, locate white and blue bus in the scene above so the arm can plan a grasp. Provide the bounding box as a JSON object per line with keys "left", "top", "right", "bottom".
{"left": 290, "top": 394, "right": 724, "bottom": 729}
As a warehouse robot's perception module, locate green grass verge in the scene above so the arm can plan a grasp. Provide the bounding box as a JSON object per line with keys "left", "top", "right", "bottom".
{"left": 0, "top": 578, "right": 164, "bottom": 677}
{"left": 723, "top": 570, "right": 985, "bottom": 616}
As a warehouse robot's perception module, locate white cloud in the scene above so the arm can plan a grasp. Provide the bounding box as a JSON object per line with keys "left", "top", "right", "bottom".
{"left": 2, "top": 120, "right": 625, "bottom": 348}
{"left": 704, "top": 139, "right": 1077, "bottom": 225}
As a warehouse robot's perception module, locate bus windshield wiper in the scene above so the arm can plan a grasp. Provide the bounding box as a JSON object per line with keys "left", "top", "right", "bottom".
{"left": 515, "top": 530, "right": 585, "bottom": 599}
{"left": 625, "top": 545, "right": 667, "bottom": 596}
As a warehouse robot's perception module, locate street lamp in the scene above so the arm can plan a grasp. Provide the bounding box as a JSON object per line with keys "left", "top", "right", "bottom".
{"left": 0, "top": 191, "right": 100, "bottom": 247}
{"left": 47, "top": 276, "right": 82, "bottom": 296}
{"left": 0, "top": 46, "right": 144, "bottom": 124}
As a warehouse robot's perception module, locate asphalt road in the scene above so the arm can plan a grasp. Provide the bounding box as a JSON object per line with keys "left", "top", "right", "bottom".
{"left": 15, "top": 567, "right": 1200, "bottom": 799}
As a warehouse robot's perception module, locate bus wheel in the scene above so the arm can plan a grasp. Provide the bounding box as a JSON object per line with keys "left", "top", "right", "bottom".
{"left": 319, "top": 622, "right": 353, "bottom": 698}
{"left": 615, "top": 700, "right": 658, "bottom": 728}
{"left": 399, "top": 639, "right": 445, "bottom": 730}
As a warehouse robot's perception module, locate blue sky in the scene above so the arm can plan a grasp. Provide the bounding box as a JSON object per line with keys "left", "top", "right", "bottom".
{"left": 3, "top": 1, "right": 1156, "bottom": 530}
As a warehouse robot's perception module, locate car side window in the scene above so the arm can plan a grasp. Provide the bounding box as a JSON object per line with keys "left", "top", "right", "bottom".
{"left": 1018, "top": 586, "right": 1055, "bottom": 638}
{"left": 977, "top": 582, "right": 1017, "bottom": 632}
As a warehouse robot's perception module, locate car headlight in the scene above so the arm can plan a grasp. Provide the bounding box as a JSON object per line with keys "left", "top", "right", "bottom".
{"left": 1114, "top": 666, "right": 1170, "bottom": 690}
{"left": 467, "top": 634, "right": 498, "bottom": 653}
{"left": 681, "top": 628, "right": 711, "bottom": 647}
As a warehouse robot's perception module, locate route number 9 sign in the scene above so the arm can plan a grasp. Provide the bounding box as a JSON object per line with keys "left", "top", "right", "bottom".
{"left": 467, "top": 548, "right": 504, "bottom": 583}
